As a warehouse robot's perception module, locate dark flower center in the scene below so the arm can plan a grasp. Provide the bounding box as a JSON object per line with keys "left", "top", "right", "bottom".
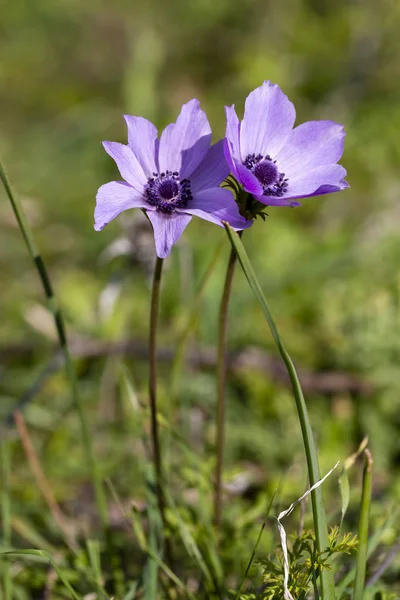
{"left": 145, "top": 171, "right": 192, "bottom": 214}
{"left": 243, "top": 153, "right": 288, "bottom": 197}
{"left": 158, "top": 178, "right": 179, "bottom": 200}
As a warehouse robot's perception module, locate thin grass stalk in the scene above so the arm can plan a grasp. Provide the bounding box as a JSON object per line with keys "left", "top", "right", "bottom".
{"left": 1, "top": 438, "right": 12, "bottom": 600}
{"left": 353, "top": 448, "right": 373, "bottom": 600}
{"left": 235, "top": 492, "right": 276, "bottom": 599}
{"left": 0, "top": 159, "right": 108, "bottom": 530}
{"left": 214, "top": 234, "right": 242, "bottom": 530}
{"left": 223, "top": 223, "right": 336, "bottom": 600}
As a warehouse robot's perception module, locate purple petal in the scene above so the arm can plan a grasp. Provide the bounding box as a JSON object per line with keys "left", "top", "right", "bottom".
{"left": 235, "top": 163, "right": 263, "bottom": 196}
{"left": 181, "top": 187, "right": 252, "bottom": 230}
{"left": 258, "top": 164, "right": 348, "bottom": 205}
{"left": 225, "top": 105, "right": 241, "bottom": 167}
{"left": 224, "top": 139, "right": 240, "bottom": 179}
{"left": 314, "top": 181, "right": 350, "bottom": 195}
{"left": 276, "top": 120, "right": 346, "bottom": 178}
{"left": 190, "top": 140, "right": 230, "bottom": 193}
{"left": 240, "top": 81, "right": 296, "bottom": 160}
{"left": 158, "top": 99, "right": 212, "bottom": 179}
{"left": 95, "top": 181, "right": 148, "bottom": 231}
{"left": 123, "top": 115, "right": 159, "bottom": 177}
{"left": 147, "top": 211, "right": 192, "bottom": 258}
{"left": 254, "top": 196, "right": 301, "bottom": 207}
{"left": 102, "top": 142, "right": 147, "bottom": 192}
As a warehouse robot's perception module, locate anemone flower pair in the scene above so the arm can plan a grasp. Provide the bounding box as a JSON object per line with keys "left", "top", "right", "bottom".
{"left": 95, "top": 82, "right": 348, "bottom": 256}
{"left": 95, "top": 100, "right": 250, "bottom": 258}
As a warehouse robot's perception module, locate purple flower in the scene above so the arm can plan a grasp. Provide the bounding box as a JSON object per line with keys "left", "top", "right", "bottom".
{"left": 95, "top": 100, "right": 250, "bottom": 258}
{"left": 224, "top": 81, "right": 348, "bottom": 209}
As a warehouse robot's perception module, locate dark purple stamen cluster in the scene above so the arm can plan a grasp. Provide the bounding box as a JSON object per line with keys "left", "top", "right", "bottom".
{"left": 243, "top": 153, "right": 288, "bottom": 197}
{"left": 145, "top": 170, "right": 192, "bottom": 214}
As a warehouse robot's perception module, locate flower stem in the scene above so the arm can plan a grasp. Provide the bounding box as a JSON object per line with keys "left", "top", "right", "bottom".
{"left": 213, "top": 234, "right": 242, "bottom": 530}
{"left": 1, "top": 438, "right": 12, "bottom": 600}
{"left": 149, "top": 256, "right": 170, "bottom": 554}
{"left": 0, "top": 159, "right": 108, "bottom": 531}
{"left": 353, "top": 448, "right": 373, "bottom": 600}
{"left": 223, "top": 223, "right": 336, "bottom": 600}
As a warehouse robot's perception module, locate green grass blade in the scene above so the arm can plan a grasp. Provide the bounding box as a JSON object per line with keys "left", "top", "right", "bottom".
{"left": 235, "top": 491, "right": 276, "bottom": 599}
{"left": 353, "top": 449, "right": 373, "bottom": 600}
{"left": 123, "top": 581, "right": 139, "bottom": 600}
{"left": 10, "top": 517, "right": 56, "bottom": 553}
{"left": 224, "top": 223, "right": 335, "bottom": 600}
{"left": 170, "top": 240, "right": 224, "bottom": 397}
{"left": 87, "top": 540, "right": 104, "bottom": 598}
{"left": 1, "top": 439, "right": 13, "bottom": 600}
{"left": 0, "top": 158, "right": 108, "bottom": 531}
{"left": 164, "top": 489, "right": 216, "bottom": 591}
{"left": 0, "top": 550, "right": 82, "bottom": 600}
{"left": 335, "top": 505, "right": 399, "bottom": 598}
{"left": 339, "top": 437, "right": 369, "bottom": 528}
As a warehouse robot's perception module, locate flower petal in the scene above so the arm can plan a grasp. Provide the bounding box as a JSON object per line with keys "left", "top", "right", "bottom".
{"left": 102, "top": 142, "right": 147, "bottom": 192}
{"left": 158, "top": 99, "right": 212, "bottom": 178}
{"left": 276, "top": 120, "right": 346, "bottom": 178}
{"left": 182, "top": 187, "right": 252, "bottom": 230}
{"left": 225, "top": 104, "right": 241, "bottom": 164}
{"left": 240, "top": 81, "right": 296, "bottom": 160}
{"left": 190, "top": 140, "right": 230, "bottom": 193}
{"left": 235, "top": 162, "right": 263, "bottom": 196}
{"left": 253, "top": 196, "right": 301, "bottom": 207}
{"left": 224, "top": 139, "right": 239, "bottom": 178}
{"left": 147, "top": 211, "right": 192, "bottom": 258}
{"left": 95, "top": 181, "right": 148, "bottom": 231}
{"left": 123, "top": 115, "right": 159, "bottom": 177}
{"left": 257, "top": 164, "right": 348, "bottom": 205}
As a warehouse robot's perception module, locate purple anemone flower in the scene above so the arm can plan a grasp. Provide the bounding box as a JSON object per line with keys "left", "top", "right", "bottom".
{"left": 95, "top": 100, "right": 250, "bottom": 258}
{"left": 224, "top": 81, "right": 348, "bottom": 208}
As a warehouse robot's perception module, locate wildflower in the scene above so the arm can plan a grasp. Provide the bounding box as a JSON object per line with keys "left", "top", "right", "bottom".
{"left": 95, "top": 100, "right": 250, "bottom": 258}
{"left": 224, "top": 81, "right": 348, "bottom": 213}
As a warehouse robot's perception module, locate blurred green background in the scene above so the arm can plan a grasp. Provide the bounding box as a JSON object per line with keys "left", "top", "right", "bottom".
{"left": 1, "top": 0, "right": 400, "bottom": 595}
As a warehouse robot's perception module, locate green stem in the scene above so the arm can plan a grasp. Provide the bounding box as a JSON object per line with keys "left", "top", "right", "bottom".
{"left": 214, "top": 235, "right": 241, "bottom": 530}
{"left": 353, "top": 449, "right": 373, "bottom": 600}
{"left": 1, "top": 439, "right": 12, "bottom": 600}
{"left": 149, "top": 256, "right": 171, "bottom": 559}
{"left": 0, "top": 159, "right": 108, "bottom": 531}
{"left": 224, "top": 223, "right": 335, "bottom": 600}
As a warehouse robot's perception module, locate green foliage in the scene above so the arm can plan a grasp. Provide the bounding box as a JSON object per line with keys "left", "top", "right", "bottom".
{"left": 236, "top": 528, "right": 358, "bottom": 600}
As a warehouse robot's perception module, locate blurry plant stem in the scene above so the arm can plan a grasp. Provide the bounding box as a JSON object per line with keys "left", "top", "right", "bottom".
{"left": 149, "top": 256, "right": 172, "bottom": 561}
{"left": 224, "top": 223, "right": 336, "bottom": 600}
{"left": 0, "top": 159, "right": 108, "bottom": 532}
{"left": 214, "top": 232, "right": 242, "bottom": 532}
{"left": 353, "top": 449, "right": 373, "bottom": 600}
{"left": 1, "top": 438, "right": 12, "bottom": 600}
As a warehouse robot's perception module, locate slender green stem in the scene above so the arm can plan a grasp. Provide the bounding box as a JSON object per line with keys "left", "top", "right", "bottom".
{"left": 1, "top": 439, "right": 12, "bottom": 600}
{"left": 149, "top": 256, "right": 171, "bottom": 557}
{"left": 214, "top": 234, "right": 242, "bottom": 530}
{"left": 223, "top": 223, "right": 336, "bottom": 600}
{"left": 353, "top": 449, "right": 373, "bottom": 600}
{"left": 0, "top": 159, "right": 108, "bottom": 530}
